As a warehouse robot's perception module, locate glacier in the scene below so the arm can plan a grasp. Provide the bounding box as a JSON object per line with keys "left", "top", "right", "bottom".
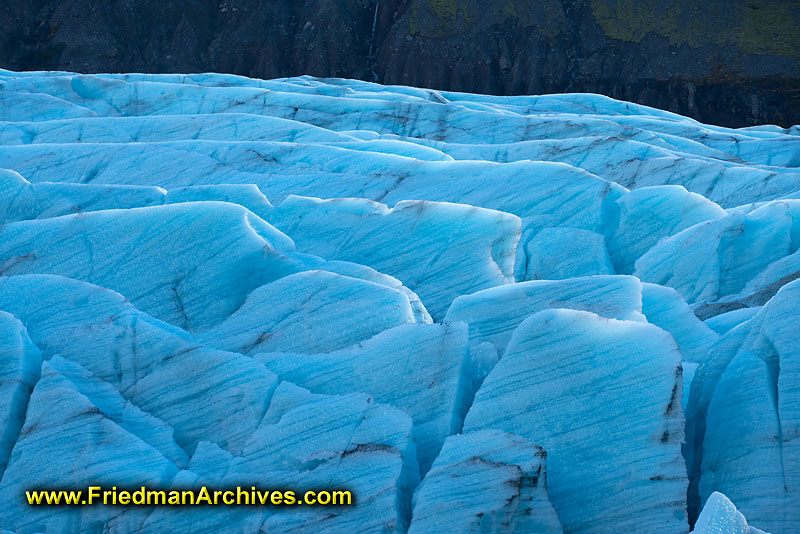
{"left": 0, "top": 69, "right": 798, "bottom": 533}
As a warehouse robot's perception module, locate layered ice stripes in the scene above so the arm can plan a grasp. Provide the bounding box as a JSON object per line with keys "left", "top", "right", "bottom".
{"left": 1, "top": 69, "right": 799, "bottom": 533}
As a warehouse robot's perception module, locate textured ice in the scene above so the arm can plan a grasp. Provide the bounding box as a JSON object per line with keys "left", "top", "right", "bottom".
{"left": 269, "top": 196, "right": 519, "bottom": 319}
{"left": 686, "top": 279, "right": 800, "bottom": 534}
{"left": 641, "top": 283, "right": 719, "bottom": 409}
{"left": 256, "top": 322, "right": 469, "bottom": 474}
{"left": 0, "top": 201, "right": 308, "bottom": 331}
{"left": 691, "top": 492, "right": 759, "bottom": 534}
{"left": 0, "top": 170, "right": 277, "bottom": 223}
{"left": 1, "top": 69, "right": 799, "bottom": 533}
{"left": 3, "top": 72, "right": 799, "bottom": 206}
{"left": 0, "top": 114, "right": 359, "bottom": 145}
{"left": 445, "top": 275, "right": 644, "bottom": 352}
{"left": 197, "top": 270, "right": 418, "bottom": 354}
{"left": 108, "top": 384, "right": 418, "bottom": 534}
{"left": 520, "top": 227, "right": 614, "bottom": 280}
{"left": 607, "top": 186, "right": 727, "bottom": 274}
{"left": 201, "top": 384, "right": 419, "bottom": 534}
{"left": 0, "top": 142, "right": 625, "bottom": 233}
{"left": 1, "top": 168, "right": 163, "bottom": 223}
{"left": 407, "top": 430, "right": 562, "bottom": 534}
{"left": 704, "top": 307, "right": 762, "bottom": 335}
{"left": 0, "top": 275, "right": 279, "bottom": 455}
{"left": 0, "top": 312, "right": 40, "bottom": 477}
{"left": 463, "top": 309, "right": 686, "bottom": 534}
{"left": 0, "top": 277, "right": 420, "bottom": 532}
{"left": 315, "top": 260, "right": 432, "bottom": 323}
{"left": 0, "top": 356, "right": 181, "bottom": 533}
{"left": 642, "top": 283, "right": 719, "bottom": 363}
{"left": 445, "top": 275, "right": 647, "bottom": 395}
{"left": 636, "top": 200, "right": 800, "bottom": 316}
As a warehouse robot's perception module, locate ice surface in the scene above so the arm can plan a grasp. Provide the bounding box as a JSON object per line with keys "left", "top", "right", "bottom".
{"left": 269, "top": 196, "right": 520, "bottom": 319}
{"left": 641, "top": 283, "right": 719, "bottom": 410}
{"left": 0, "top": 277, "right": 420, "bottom": 532}
{"left": 691, "top": 492, "right": 754, "bottom": 534}
{"left": 0, "top": 275, "right": 279, "bottom": 455}
{"left": 636, "top": 200, "right": 800, "bottom": 313}
{"left": 445, "top": 275, "right": 647, "bottom": 394}
{"left": 1, "top": 69, "right": 799, "bottom": 533}
{"left": 0, "top": 170, "right": 277, "bottom": 223}
{"left": 197, "top": 270, "right": 418, "bottom": 354}
{"left": 463, "top": 309, "right": 687, "bottom": 534}
{"left": 686, "top": 279, "right": 800, "bottom": 534}
{"left": 3, "top": 72, "right": 798, "bottom": 206}
{"left": 316, "top": 260, "right": 432, "bottom": 323}
{"left": 256, "top": 322, "right": 469, "bottom": 474}
{"left": 0, "top": 114, "right": 359, "bottom": 145}
{"left": 704, "top": 307, "right": 762, "bottom": 335}
{"left": 0, "top": 357, "right": 181, "bottom": 533}
{"left": 0, "top": 168, "right": 164, "bottom": 223}
{"left": 215, "top": 384, "right": 418, "bottom": 534}
{"left": 521, "top": 227, "right": 615, "bottom": 280}
{"left": 0, "top": 312, "right": 40, "bottom": 477}
{"left": 0, "top": 201, "right": 308, "bottom": 331}
{"left": 642, "top": 283, "right": 719, "bottom": 363}
{"left": 445, "top": 275, "right": 645, "bottom": 349}
{"left": 407, "top": 430, "right": 563, "bottom": 534}
{"left": 607, "top": 185, "right": 727, "bottom": 274}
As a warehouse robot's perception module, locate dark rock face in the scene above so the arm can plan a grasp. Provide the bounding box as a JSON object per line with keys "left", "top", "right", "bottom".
{"left": 2, "top": 0, "right": 798, "bottom": 127}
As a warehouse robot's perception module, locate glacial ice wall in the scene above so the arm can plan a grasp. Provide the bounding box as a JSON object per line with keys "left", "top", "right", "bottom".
{"left": 0, "top": 69, "right": 799, "bottom": 533}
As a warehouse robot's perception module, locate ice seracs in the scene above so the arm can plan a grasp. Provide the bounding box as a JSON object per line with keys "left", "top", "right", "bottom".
{"left": 463, "top": 309, "right": 687, "bottom": 534}
{"left": 269, "top": 196, "right": 520, "bottom": 319}
{"left": 636, "top": 200, "right": 800, "bottom": 315}
{"left": 256, "top": 322, "right": 470, "bottom": 474}
{"left": 0, "top": 312, "right": 40, "bottom": 477}
{"left": 407, "top": 430, "right": 563, "bottom": 534}
{"left": 197, "top": 270, "right": 418, "bottom": 354}
{"left": 1, "top": 69, "right": 799, "bottom": 533}
{"left": 0, "top": 201, "right": 307, "bottom": 332}
{"left": 0, "top": 275, "right": 280, "bottom": 456}
{"left": 0, "top": 356, "right": 181, "bottom": 534}
{"left": 687, "top": 279, "right": 800, "bottom": 534}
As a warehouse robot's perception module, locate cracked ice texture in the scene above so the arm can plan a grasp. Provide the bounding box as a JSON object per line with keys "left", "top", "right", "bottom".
{"left": 1, "top": 69, "right": 800, "bottom": 533}
{"left": 636, "top": 200, "right": 800, "bottom": 314}
{"left": 0, "top": 312, "right": 40, "bottom": 477}
{"left": 197, "top": 270, "right": 419, "bottom": 354}
{"left": 463, "top": 309, "right": 687, "bottom": 534}
{"left": 269, "top": 196, "right": 520, "bottom": 319}
{"left": 0, "top": 201, "right": 307, "bottom": 332}
{"left": 687, "top": 279, "right": 800, "bottom": 534}
{"left": 257, "top": 321, "right": 470, "bottom": 474}
{"left": 408, "top": 430, "right": 562, "bottom": 534}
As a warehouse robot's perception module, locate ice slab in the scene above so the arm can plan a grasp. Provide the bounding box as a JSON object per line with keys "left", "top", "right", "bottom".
{"left": 0, "top": 312, "right": 41, "bottom": 477}
{"left": 636, "top": 200, "right": 800, "bottom": 313}
{"left": 691, "top": 492, "right": 762, "bottom": 534}
{"left": 0, "top": 201, "right": 307, "bottom": 332}
{"left": 0, "top": 275, "right": 279, "bottom": 456}
{"left": 0, "top": 357, "right": 180, "bottom": 533}
{"left": 408, "top": 430, "right": 563, "bottom": 534}
{"left": 463, "top": 309, "right": 687, "bottom": 534}
{"left": 198, "top": 270, "right": 417, "bottom": 354}
{"left": 269, "top": 196, "right": 520, "bottom": 319}
{"left": 257, "top": 322, "right": 470, "bottom": 474}
{"left": 686, "top": 279, "right": 800, "bottom": 533}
